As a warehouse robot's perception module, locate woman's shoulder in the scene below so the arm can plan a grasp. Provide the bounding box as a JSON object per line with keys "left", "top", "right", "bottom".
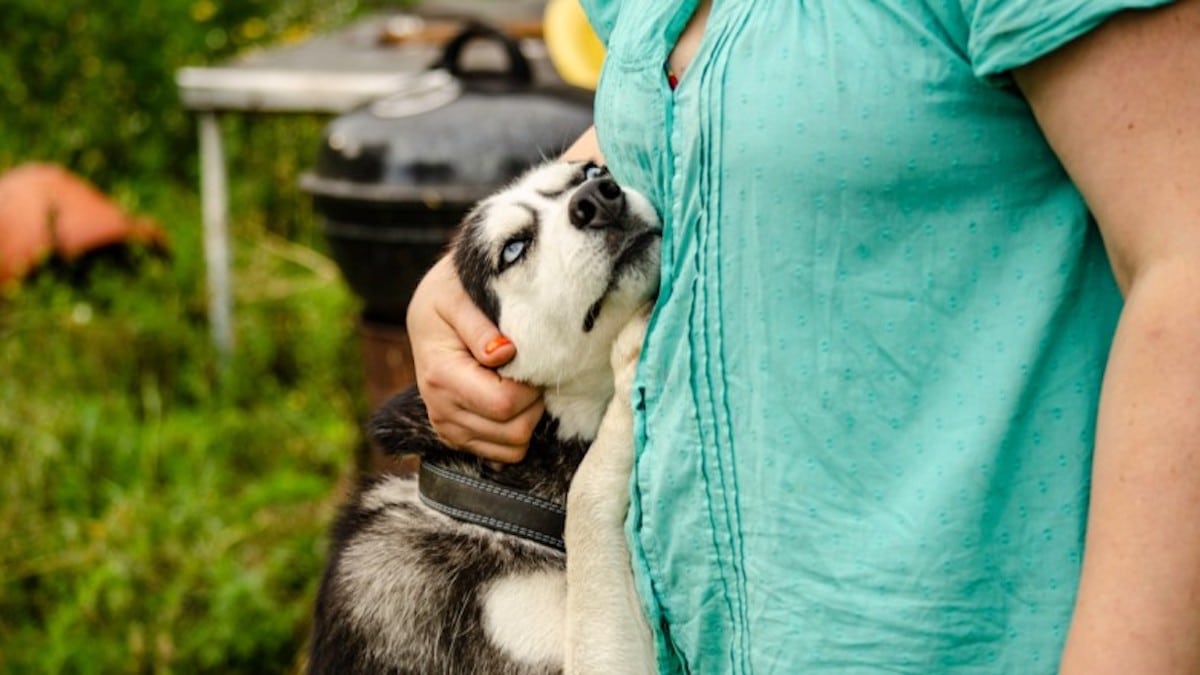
{"left": 577, "top": 0, "right": 624, "bottom": 46}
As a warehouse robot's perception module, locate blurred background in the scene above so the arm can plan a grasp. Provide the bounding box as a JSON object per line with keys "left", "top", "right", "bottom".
{"left": 0, "top": 1, "right": 601, "bottom": 672}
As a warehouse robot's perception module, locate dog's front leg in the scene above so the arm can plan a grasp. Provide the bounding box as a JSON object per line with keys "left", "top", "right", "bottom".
{"left": 564, "top": 310, "right": 656, "bottom": 675}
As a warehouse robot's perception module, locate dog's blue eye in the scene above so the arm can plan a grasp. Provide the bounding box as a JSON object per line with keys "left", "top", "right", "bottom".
{"left": 583, "top": 162, "right": 604, "bottom": 180}
{"left": 500, "top": 238, "right": 528, "bottom": 268}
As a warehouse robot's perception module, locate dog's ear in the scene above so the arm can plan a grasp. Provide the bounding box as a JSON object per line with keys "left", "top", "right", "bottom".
{"left": 367, "top": 387, "right": 444, "bottom": 457}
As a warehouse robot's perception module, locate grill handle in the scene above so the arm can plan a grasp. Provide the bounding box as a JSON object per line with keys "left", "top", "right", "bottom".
{"left": 435, "top": 22, "right": 534, "bottom": 85}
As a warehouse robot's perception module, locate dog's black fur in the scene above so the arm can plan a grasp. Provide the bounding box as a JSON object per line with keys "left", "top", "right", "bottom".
{"left": 309, "top": 388, "right": 587, "bottom": 675}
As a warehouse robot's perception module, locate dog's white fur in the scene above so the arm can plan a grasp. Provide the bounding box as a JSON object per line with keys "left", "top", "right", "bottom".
{"left": 482, "top": 571, "right": 566, "bottom": 664}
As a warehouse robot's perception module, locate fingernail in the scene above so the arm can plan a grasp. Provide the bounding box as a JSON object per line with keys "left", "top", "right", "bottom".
{"left": 484, "top": 335, "right": 511, "bottom": 355}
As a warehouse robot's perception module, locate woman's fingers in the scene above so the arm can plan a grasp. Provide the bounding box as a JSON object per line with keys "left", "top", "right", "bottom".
{"left": 429, "top": 397, "right": 547, "bottom": 464}
{"left": 408, "top": 256, "right": 543, "bottom": 460}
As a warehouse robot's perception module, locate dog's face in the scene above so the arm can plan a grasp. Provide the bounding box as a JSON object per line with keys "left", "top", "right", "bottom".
{"left": 453, "top": 161, "right": 661, "bottom": 388}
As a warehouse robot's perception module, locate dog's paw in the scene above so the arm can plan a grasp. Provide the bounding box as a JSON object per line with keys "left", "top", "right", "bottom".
{"left": 610, "top": 305, "right": 651, "bottom": 397}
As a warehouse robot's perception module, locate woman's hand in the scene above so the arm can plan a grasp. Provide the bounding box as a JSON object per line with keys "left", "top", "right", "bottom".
{"left": 407, "top": 255, "right": 544, "bottom": 463}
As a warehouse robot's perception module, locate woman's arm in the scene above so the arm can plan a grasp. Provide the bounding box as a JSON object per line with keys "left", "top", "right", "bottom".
{"left": 406, "top": 127, "right": 603, "bottom": 462}
{"left": 1013, "top": 2, "right": 1200, "bottom": 671}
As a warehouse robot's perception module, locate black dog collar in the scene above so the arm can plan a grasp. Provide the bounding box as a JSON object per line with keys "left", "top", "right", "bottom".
{"left": 418, "top": 460, "right": 566, "bottom": 552}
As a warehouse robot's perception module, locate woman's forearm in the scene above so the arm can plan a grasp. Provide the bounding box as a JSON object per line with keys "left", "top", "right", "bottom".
{"left": 1062, "top": 263, "right": 1200, "bottom": 673}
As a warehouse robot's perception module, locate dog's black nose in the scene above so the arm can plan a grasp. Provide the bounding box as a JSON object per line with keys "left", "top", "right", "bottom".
{"left": 569, "top": 177, "right": 626, "bottom": 230}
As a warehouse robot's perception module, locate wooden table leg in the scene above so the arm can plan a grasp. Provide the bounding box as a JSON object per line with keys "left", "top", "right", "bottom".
{"left": 199, "top": 111, "right": 234, "bottom": 362}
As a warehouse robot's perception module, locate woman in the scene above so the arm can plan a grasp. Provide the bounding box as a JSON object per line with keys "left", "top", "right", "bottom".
{"left": 407, "top": 1, "right": 1200, "bottom": 671}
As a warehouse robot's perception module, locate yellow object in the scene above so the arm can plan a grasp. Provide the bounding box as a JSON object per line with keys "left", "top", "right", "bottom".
{"left": 543, "top": 0, "right": 606, "bottom": 90}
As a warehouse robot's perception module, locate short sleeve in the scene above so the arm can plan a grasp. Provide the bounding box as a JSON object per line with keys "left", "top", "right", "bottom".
{"left": 960, "top": 0, "right": 1175, "bottom": 77}
{"left": 578, "top": 0, "right": 622, "bottom": 46}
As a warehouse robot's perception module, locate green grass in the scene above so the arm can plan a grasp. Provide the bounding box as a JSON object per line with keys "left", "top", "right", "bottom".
{"left": 0, "top": 3, "right": 424, "bottom": 669}
{"left": 0, "top": 163, "right": 369, "bottom": 673}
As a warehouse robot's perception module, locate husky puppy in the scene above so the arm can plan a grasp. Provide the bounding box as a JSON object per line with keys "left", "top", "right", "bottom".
{"left": 310, "top": 161, "right": 660, "bottom": 675}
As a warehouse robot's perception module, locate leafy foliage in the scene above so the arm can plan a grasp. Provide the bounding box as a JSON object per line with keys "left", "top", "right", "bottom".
{"left": 0, "top": 0, "right": 356, "bottom": 186}
{"left": 0, "top": 1, "right": 415, "bottom": 672}
{"left": 0, "top": 211, "right": 363, "bottom": 672}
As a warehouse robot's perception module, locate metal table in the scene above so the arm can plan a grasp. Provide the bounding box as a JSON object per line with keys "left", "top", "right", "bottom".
{"left": 176, "top": 5, "right": 550, "bottom": 358}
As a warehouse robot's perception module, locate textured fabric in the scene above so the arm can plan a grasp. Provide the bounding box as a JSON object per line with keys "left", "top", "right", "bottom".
{"left": 579, "top": 1, "right": 1172, "bottom": 673}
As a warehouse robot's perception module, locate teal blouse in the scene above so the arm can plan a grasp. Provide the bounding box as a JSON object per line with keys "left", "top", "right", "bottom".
{"left": 580, "top": 1, "right": 1171, "bottom": 672}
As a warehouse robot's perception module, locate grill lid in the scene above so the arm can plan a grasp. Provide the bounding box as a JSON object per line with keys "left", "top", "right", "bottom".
{"left": 301, "top": 23, "right": 594, "bottom": 207}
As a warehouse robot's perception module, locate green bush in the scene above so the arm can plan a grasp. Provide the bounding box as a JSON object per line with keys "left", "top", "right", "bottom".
{"left": 0, "top": 1, "right": 412, "bottom": 672}
{"left": 0, "top": 185, "right": 367, "bottom": 673}
{"left": 0, "top": 0, "right": 357, "bottom": 186}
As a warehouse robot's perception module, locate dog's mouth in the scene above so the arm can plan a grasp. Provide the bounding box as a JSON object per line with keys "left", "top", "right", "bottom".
{"left": 581, "top": 227, "right": 662, "bottom": 333}
{"left": 612, "top": 227, "right": 662, "bottom": 274}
